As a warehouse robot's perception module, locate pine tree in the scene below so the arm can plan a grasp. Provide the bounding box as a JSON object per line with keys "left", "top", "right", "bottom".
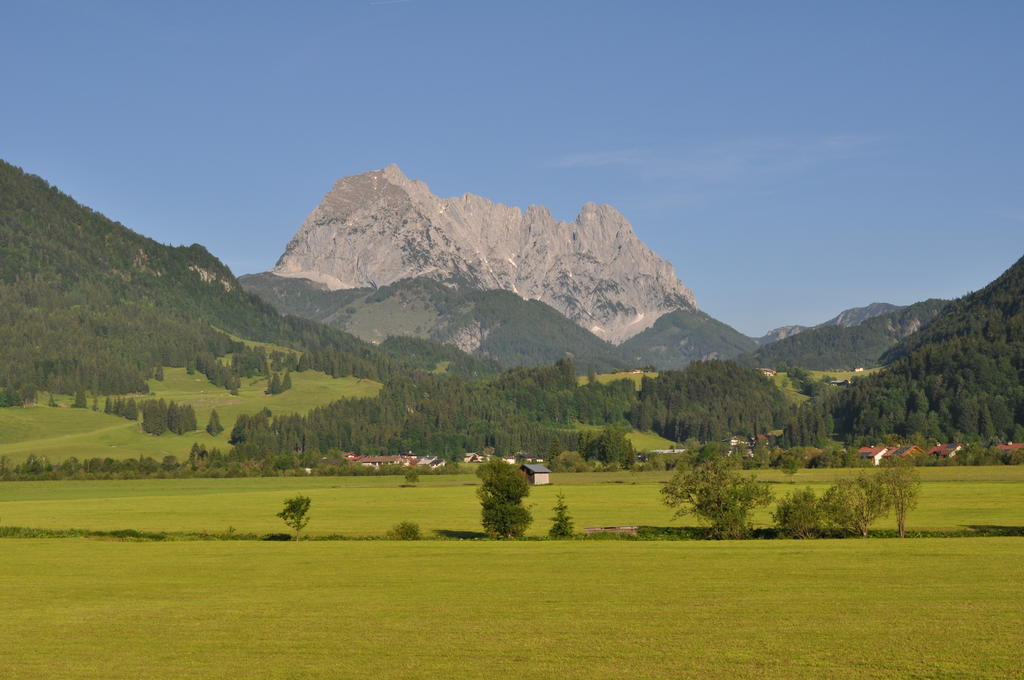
{"left": 206, "top": 409, "right": 223, "bottom": 436}
{"left": 549, "top": 493, "right": 575, "bottom": 538}
{"left": 282, "top": 371, "right": 292, "bottom": 392}
{"left": 72, "top": 390, "right": 87, "bottom": 408}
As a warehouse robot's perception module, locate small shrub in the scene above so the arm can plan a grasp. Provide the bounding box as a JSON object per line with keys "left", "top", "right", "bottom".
{"left": 387, "top": 521, "right": 421, "bottom": 540}
{"left": 773, "top": 487, "right": 824, "bottom": 538}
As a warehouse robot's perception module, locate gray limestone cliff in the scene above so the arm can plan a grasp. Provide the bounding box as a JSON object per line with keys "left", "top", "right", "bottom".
{"left": 271, "top": 165, "right": 696, "bottom": 344}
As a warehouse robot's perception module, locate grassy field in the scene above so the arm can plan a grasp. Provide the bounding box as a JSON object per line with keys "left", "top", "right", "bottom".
{"left": 0, "top": 368, "right": 381, "bottom": 464}
{"left": 577, "top": 370, "right": 658, "bottom": 390}
{"left": 2, "top": 467, "right": 1021, "bottom": 538}
{"left": 570, "top": 422, "right": 678, "bottom": 452}
{"left": 2, "top": 538, "right": 1021, "bottom": 679}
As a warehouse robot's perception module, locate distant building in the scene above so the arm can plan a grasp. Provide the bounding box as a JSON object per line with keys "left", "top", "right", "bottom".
{"left": 928, "top": 443, "right": 962, "bottom": 458}
{"left": 520, "top": 464, "right": 551, "bottom": 486}
{"left": 996, "top": 442, "right": 1024, "bottom": 454}
{"left": 354, "top": 455, "right": 417, "bottom": 468}
{"left": 858, "top": 445, "right": 922, "bottom": 465}
{"left": 759, "top": 368, "right": 777, "bottom": 377}
{"left": 887, "top": 445, "right": 924, "bottom": 460}
{"left": 463, "top": 453, "right": 486, "bottom": 463}
{"left": 858, "top": 446, "right": 889, "bottom": 466}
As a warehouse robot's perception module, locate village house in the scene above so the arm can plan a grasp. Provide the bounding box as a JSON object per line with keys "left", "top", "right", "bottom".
{"left": 886, "top": 445, "right": 924, "bottom": 460}
{"left": 418, "top": 456, "right": 447, "bottom": 468}
{"left": 858, "top": 446, "right": 889, "bottom": 466}
{"left": 758, "top": 368, "right": 777, "bottom": 378}
{"left": 928, "top": 443, "right": 962, "bottom": 458}
{"left": 859, "top": 445, "right": 923, "bottom": 465}
{"left": 520, "top": 463, "right": 551, "bottom": 486}
{"left": 516, "top": 452, "right": 545, "bottom": 464}
{"left": 354, "top": 455, "right": 417, "bottom": 468}
{"left": 995, "top": 442, "right": 1024, "bottom": 454}
{"left": 462, "top": 452, "right": 486, "bottom": 463}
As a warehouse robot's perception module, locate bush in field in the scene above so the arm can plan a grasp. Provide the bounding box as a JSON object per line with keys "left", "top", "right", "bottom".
{"left": 773, "top": 487, "right": 825, "bottom": 538}
{"left": 660, "top": 457, "right": 773, "bottom": 539}
{"left": 387, "top": 521, "right": 421, "bottom": 540}
{"left": 404, "top": 469, "right": 419, "bottom": 486}
{"left": 821, "top": 473, "right": 889, "bottom": 537}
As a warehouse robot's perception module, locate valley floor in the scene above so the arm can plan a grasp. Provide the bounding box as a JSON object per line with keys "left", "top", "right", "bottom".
{"left": 3, "top": 538, "right": 1021, "bottom": 679}
{"left": 1, "top": 467, "right": 1022, "bottom": 537}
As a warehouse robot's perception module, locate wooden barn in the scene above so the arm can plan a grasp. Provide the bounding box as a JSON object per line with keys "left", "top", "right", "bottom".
{"left": 520, "top": 463, "right": 551, "bottom": 486}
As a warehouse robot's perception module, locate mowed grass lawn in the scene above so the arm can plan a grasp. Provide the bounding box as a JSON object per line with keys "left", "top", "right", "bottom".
{"left": 0, "top": 367, "right": 381, "bottom": 464}
{"left": 1, "top": 467, "right": 1021, "bottom": 537}
{"left": 2, "top": 538, "right": 1022, "bottom": 679}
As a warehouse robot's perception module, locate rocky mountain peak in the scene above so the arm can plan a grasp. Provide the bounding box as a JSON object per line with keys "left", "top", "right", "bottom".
{"left": 271, "top": 166, "right": 697, "bottom": 344}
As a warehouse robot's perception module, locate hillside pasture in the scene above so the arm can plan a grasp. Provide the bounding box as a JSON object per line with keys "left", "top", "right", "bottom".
{"left": 0, "top": 368, "right": 381, "bottom": 464}
{"left": 577, "top": 370, "right": 658, "bottom": 390}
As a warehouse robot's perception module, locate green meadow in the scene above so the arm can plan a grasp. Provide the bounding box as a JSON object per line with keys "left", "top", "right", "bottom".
{"left": 2, "top": 538, "right": 1021, "bottom": 679}
{"left": 0, "top": 367, "right": 381, "bottom": 464}
{"left": 1, "top": 467, "right": 1021, "bottom": 537}
{"left": 576, "top": 370, "right": 659, "bottom": 389}
{"left": 2, "top": 467, "right": 1022, "bottom": 679}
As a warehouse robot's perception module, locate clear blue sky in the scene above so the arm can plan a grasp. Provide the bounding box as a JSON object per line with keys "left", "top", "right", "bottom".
{"left": 2, "top": 1, "right": 1022, "bottom": 336}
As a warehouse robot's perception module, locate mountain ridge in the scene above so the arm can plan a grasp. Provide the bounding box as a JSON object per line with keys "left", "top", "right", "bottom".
{"left": 270, "top": 164, "right": 696, "bottom": 344}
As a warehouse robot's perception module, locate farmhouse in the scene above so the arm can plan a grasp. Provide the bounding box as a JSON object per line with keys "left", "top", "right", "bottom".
{"left": 995, "top": 442, "right": 1024, "bottom": 454}
{"left": 520, "top": 463, "right": 551, "bottom": 485}
{"left": 462, "top": 452, "right": 486, "bottom": 463}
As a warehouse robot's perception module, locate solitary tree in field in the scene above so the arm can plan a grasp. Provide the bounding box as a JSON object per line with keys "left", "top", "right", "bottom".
{"left": 404, "top": 469, "right": 419, "bottom": 486}
{"left": 206, "top": 409, "right": 223, "bottom": 436}
{"left": 879, "top": 462, "right": 921, "bottom": 538}
{"left": 476, "top": 458, "right": 531, "bottom": 539}
{"left": 661, "top": 457, "right": 773, "bottom": 539}
{"left": 821, "top": 473, "right": 889, "bottom": 537}
{"left": 548, "top": 493, "right": 575, "bottom": 539}
{"left": 277, "top": 495, "right": 312, "bottom": 540}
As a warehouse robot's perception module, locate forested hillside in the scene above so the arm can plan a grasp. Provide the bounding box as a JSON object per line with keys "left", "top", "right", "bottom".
{"left": 0, "top": 160, "right": 389, "bottom": 402}
{"left": 619, "top": 309, "right": 757, "bottom": 368}
{"left": 817, "top": 255, "right": 1024, "bottom": 442}
{"left": 740, "top": 299, "right": 948, "bottom": 371}
{"left": 240, "top": 273, "right": 630, "bottom": 371}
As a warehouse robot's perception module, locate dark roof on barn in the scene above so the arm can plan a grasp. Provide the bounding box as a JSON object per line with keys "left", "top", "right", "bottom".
{"left": 521, "top": 464, "right": 551, "bottom": 474}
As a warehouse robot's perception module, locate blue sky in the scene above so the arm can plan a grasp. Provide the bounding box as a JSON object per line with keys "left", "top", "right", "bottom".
{"left": 2, "top": 1, "right": 1022, "bottom": 336}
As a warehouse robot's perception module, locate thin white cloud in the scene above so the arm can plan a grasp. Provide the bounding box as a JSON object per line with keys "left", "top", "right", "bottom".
{"left": 552, "top": 134, "right": 880, "bottom": 182}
